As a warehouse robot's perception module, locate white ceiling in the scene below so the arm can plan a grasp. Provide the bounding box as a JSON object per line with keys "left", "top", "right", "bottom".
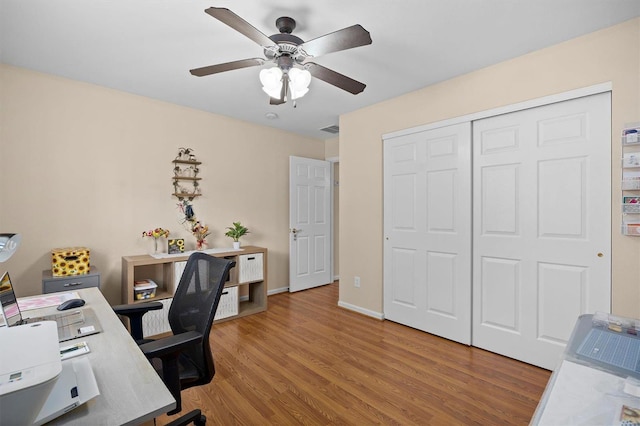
{"left": 2, "top": 0, "right": 639, "bottom": 140}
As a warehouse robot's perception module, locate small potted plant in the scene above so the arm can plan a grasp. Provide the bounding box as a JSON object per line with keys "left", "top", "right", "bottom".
{"left": 225, "top": 221, "right": 249, "bottom": 249}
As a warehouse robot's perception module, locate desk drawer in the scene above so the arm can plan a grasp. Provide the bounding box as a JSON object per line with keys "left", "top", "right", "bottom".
{"left": 42, "top": 268, "right": 101, "bottom": 293}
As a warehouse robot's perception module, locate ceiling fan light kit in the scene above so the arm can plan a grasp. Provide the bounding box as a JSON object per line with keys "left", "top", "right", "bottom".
{"left": 189, "top": 7, "right": 372, "bottom": 106}
{"left": 259, "top": 67, "right": 283, "bottom": 98}
{"left": 288, "top": 68, "right": 311, "bottom": 99}
{"left": 259, "top": 66, "right": 310, "bottom": 102}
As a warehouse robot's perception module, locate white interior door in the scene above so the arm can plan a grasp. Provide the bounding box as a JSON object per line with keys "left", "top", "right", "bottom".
{"left": 289, "top": 156, "right": 332, "bottom": 292}
{"left": 383, "top": 122, "right": 472, "bottom": 344}
{"left": 472, "top": 92, "right": 611, "bottom": 369}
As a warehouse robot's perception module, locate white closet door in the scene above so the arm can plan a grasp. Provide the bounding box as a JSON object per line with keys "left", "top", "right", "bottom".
{"left": 472, "top": 92, "right": 611, "bottom": 369}
{"left": 384, "top": 122, "right": 471, "bottom": 345}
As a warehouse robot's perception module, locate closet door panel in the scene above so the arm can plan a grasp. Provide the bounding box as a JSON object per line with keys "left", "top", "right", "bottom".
{"left": 384, "top": 122, "right": 472, "bottom": 345}
{"left": 473, "top": 92, "right": 611, "bottom": 370}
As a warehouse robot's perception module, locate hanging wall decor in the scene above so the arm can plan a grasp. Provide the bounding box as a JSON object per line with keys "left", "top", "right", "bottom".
{"left": 172, "top": 147, "right": 202, "bottom": 201}
{"left": 172, "top": 148, "right": 212, "bottom": 250}
{"left": 622, "top": 124, "right": 640, "bottom": 236}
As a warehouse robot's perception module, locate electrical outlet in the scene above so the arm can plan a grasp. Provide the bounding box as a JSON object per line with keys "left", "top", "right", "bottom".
{"left": 354, "top": 276, "right": 361, "bottom": 288}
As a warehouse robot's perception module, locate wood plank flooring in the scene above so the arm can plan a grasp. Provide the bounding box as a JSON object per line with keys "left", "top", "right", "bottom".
{"left": 156, "top": 282, "right": 551, "bottom": 425}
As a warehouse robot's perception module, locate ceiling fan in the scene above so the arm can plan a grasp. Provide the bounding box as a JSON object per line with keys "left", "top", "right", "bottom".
{"left": 189, "top": 7, "right": 372, "bottom": 105}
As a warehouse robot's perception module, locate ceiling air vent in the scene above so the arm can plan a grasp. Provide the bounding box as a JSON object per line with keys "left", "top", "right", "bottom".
{"left": 320, "top": 125, "right": 340, "bottom": 134}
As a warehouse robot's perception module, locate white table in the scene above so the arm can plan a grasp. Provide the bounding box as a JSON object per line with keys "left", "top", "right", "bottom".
{"left": 21, "top": 287, "right": 175, "bottom": 425}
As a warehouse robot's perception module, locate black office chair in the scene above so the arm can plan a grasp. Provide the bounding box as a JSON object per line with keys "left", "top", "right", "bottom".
{"left": 113, "top": 252, "right": 235, "bottom": 426}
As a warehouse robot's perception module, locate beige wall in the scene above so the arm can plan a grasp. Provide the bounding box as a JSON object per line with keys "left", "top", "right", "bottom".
{"left": 325, "top": 136, "right": 339, "bottom": 159}
{"left": 339, "top": 18, "right": 640, "bottom": 317}
{"left": 0, "top": 65, "right": 325, "bottom": 304}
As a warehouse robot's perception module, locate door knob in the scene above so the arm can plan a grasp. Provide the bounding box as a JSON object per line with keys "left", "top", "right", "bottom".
{"left": 290, "top": 228, "right": 300, "bottom": 241}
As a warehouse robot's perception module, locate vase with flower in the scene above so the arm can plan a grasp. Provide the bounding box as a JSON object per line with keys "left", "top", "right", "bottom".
{"left": 142, "top": 227, "right": 170, "bottom": 253}
{"left": 191, "top": 222, "right": 211, "bottom": 251}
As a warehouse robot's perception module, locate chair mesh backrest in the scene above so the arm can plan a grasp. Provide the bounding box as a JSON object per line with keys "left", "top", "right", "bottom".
{"left": 168, "top": 252, "right": 235, "bottom": 383}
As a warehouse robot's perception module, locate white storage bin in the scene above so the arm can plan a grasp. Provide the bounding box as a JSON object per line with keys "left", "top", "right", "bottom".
{"left": 623, "top": 203, "right": 640, "bottom": 214}
{"left": 238, "top": 253, "right": 264, "bottom": 283}
{"left": 215, "top": 286, "right": 238, "bottom": 320}
{"left": 173, "top": 261, "right": 187, "bottom": 294}
{"left": 142, "top": 297, "right": 172, "bottom": 338}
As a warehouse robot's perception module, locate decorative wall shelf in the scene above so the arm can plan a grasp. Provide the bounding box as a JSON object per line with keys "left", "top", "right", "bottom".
{"left": 172, "top": 151, "right": 202, "bottom": 201}
{"left": 173, "top": 159, "right": 201, "bottom": 165}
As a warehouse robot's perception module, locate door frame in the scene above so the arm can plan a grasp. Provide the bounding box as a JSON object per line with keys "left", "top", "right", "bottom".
{"left": 327, "top": 156, "right": 339, "bottom": 283}
{"left": 288, "top": 156, "right": 333, "bottom": 292}
{"left": 382, "top": 82, "right": 613, "bottom": 343}
{"left": 287, "top": 156, "right": 339, "bottom": 291}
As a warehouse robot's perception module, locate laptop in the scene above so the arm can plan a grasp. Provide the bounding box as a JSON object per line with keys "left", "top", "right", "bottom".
{"left": 0, "top": 271, "right": 102, "bottom": 342}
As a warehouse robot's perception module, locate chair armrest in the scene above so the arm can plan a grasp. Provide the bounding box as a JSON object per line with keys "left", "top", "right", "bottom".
{"left": 141, "top": 331, "right": 203, "bottom": 416}
{"left": 140, "top": 330, "right": 202, "bottom": 359}
{"left": 112, "top": 302, "right": 163, "bottom": 316}
{"left": 113, "top": 302, "right": 164, "bottom": 341}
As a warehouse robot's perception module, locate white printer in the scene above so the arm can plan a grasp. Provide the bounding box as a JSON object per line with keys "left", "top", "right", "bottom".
{"left": 0, "top": 321, "right": 61, "bottom": 425}
{"left": 0, "top": 320, "right": 100, "bottom": 425}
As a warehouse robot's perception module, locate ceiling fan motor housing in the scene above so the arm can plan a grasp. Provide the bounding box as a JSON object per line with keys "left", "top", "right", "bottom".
{"left": 265, "top": 34, "right": 305, "bottom": 61}
{"left": 275, "top": 16, "right": 296, "bottom": 34}
{"left": 263, "top": 17, "right": 307, "bottom": 63}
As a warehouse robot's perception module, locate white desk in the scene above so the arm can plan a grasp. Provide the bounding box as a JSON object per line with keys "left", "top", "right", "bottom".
{"left": 21, "top": 287, "right": 176, "bottom": 425}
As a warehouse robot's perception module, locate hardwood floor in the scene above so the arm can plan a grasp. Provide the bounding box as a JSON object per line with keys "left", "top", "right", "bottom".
{"left": 157, "top": 282, "right": 551, "bottom": 425}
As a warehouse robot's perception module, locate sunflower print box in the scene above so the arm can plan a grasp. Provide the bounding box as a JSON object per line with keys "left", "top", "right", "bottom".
{"left": 51, "top": 247, "right": 90, "bottom": 276}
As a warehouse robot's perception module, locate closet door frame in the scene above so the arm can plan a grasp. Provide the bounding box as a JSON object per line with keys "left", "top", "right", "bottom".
{"left": 383, "top": 83, "right": 612, "bottom": 141}
{"left": 382, "top": 82, "right": 612, "bottom": 358}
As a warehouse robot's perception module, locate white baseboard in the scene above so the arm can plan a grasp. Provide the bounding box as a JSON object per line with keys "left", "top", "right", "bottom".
{"left": 337, "top": 300, "right": 384, "bottom": 320}
{"left": 333, "top": 275, "right": 340, "bottom": 282}
{"left": 265, "top": 285, "right": 383, "bottom": 321}
{"left": 268, "top": 286, "right": 289, "bottom": 296}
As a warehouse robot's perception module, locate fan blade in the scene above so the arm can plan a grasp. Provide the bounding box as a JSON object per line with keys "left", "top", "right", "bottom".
{"left": 299, "top": 25, "right": 372, "bottom": 58}
{"left": 205, "top": 7, "right": 275, "bottom": 47}
{"left": 190, "top": 58, "right": 264, "bottom": 77}
{"left": 306, "top": 63, "right": 366, "bottom": 94}
{"left": 270, "top": 77, "right": 288, "bottom": 105}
